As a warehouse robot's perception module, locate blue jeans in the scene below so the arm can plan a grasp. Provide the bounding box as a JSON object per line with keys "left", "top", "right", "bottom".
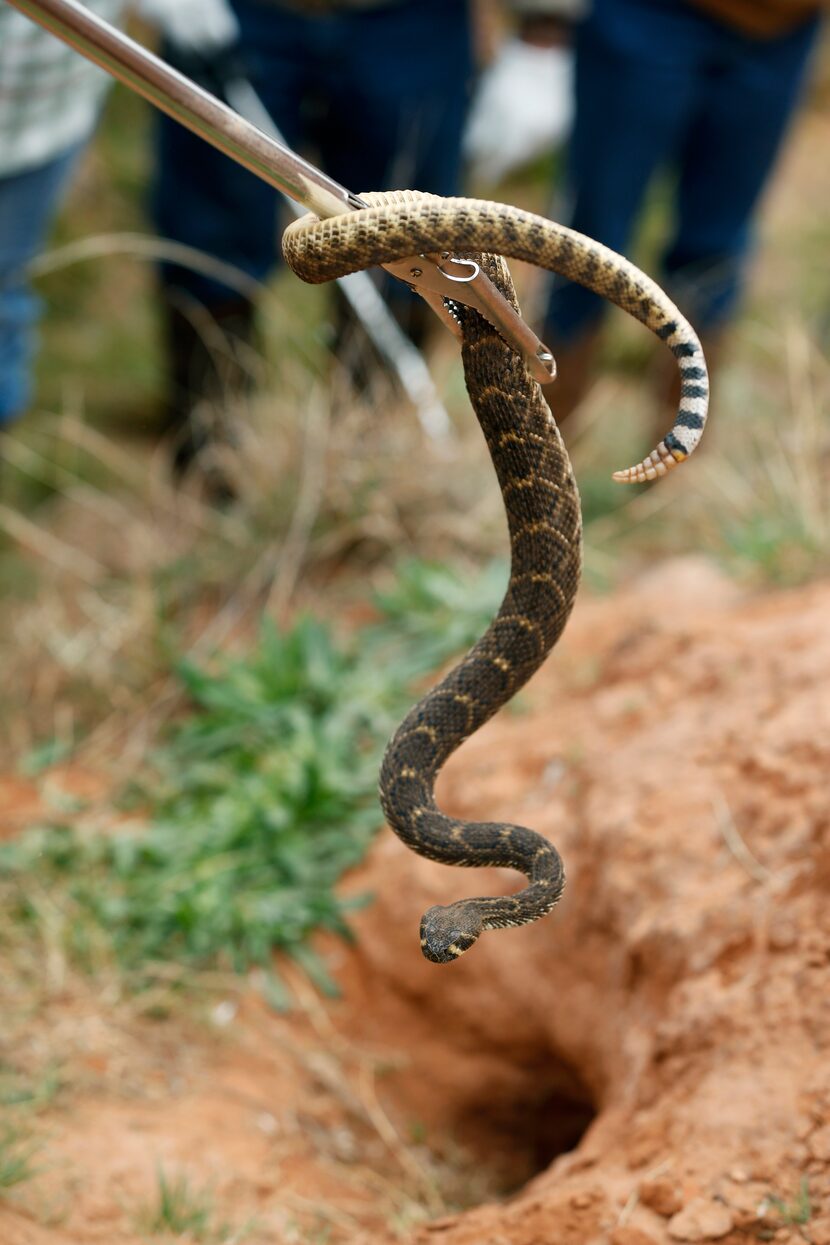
{"left": 0, "top": 145, "right": 82, "bottom": 424}
{"left": 153, "top": 0, "right": 472, "bottom": 306}
{"left": 545, "top": 0, "right": 821, "bottom": 343}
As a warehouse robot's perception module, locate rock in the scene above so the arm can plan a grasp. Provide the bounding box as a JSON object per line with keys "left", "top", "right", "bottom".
{"left": 808, "top": 1124, "right": 830, "bottom": 1162}
{"left": 570, "top": 1191, "right": 594, "bottom": 1209}
{"left": 768, "top": 922, "right": 798, "bottom": 951}
{"left": 667, "top": 1198, "right": 735, "bottom": 1241}
{"left": 640, "top": 1177, "right": 684, "bottom": 1217}
{"left": 632, "top": 556, "right": 741, "bottom": 613}
{"left": 807, "top": 1217, "right": 830, "bottom": 1245}
{"left": 610, "top": 1228, "right": 660, "bottom": 1245}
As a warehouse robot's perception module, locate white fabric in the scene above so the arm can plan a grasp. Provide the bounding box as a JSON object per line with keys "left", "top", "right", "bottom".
{"left": 464, "top": 38, "right": 574, "bottom": 186}
{"left": 0, "top": 0, "right": 240, "bottom": 180}
{"left": 138, "top": 0, "right": 239, "bottom": 52}
{"left": 0, "top": 0, "right": 127, "bottom": 177}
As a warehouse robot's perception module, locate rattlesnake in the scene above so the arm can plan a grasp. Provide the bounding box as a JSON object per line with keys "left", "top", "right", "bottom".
{"left": 284, "top": 191, "right": 708, "bottom": 963}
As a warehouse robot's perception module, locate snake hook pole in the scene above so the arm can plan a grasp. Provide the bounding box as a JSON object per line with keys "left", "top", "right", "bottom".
{"left": 7, "top": 0, "right": 558, "bottom": 385}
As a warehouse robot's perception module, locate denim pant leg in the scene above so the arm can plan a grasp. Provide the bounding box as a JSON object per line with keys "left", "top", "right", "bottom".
{"left": 664, "top": 13, "right": 821, "bottom": 329}
{"left": 545, "top": 0, "right": 822, "bottom": 343}
{"left": 312, "top": 0, "right": 472, "bottom": 197}
{"left": 152, "top": 0, "right": 472, "bottom": 308}
{"left": 152, "top": 2, "right": 310, "bottom": 306}
{"left": 0, "top": 144, "right": 82, "bottom": 424}
{"left": 312, "top": 0, "right": 472, "bottom": 324}
{"left": 543, "top": 0, "right": 704, "bottom": 345}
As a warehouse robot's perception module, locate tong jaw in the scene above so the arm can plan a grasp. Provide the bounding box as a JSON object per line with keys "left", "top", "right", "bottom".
{"left": 382, "top": 253, "right": 556, "bottom": 385}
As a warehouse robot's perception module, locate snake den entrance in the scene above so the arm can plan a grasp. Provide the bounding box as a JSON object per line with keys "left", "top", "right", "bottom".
{"left": 328, "top": 942, "right": 605, "bottom": 1203}
{"left": 449, "top": 1055, "right": 599, "bottom": 1189}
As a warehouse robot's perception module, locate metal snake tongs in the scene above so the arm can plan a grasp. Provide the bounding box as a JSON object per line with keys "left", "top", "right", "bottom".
{"left": 8, "top": 0, "right": 557, "bottom": 386}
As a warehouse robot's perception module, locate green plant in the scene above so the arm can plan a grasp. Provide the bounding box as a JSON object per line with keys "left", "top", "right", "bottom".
{"left": 0, "top": 556, "right": 527, "bottom": 993}
{"left": 0, "top": 1122, "right": 40, "bottom": 1191}
{"left": 686, "top": 327, "right": 829, "bottom": 585}
{"left": 765, "top": 1176, "right": 812, "bottom": 1226}
{"left": 369, "top": 557, "right": 507, "bottom": 679}
{"left": 1, "top": 616, "right": 396, "bottom": 986}
{"left": 0, "top": 1063, "right": 63, "bottom": 1113}
{"left": 136, "top": 1166, "right": 237, "bottom": 1240}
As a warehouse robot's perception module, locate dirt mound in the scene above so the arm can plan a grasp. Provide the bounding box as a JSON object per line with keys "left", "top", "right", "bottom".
{"left": 2, "top": 560, "right": 829, "bottom": 1244}
{"left": 336, "top": 558, "right": 830, "bottom": 1244}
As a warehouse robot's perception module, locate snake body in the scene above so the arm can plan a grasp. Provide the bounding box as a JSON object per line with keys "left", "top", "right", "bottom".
{"left": 284, "top": 192, "right": 709, "bottom": 963}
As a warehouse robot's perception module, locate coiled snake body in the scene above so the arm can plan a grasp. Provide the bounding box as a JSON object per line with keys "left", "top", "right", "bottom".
{"left": 284, "top": 191, "right": 709, "bottom": 963}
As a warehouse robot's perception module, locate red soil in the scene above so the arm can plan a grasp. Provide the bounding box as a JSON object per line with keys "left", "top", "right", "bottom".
{"left": 2, "top": 559, "right": 829, "bottom": 1245}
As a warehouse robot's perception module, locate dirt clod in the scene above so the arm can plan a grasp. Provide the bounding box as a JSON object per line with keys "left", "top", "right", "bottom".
{"left": 667, "top": 1199, "right": 735, "bottom": 1241}
{"left": 808, "top": 1218, "right": 830, "bottom": 1245}
{"left": 610, "top": 1227, "right": 661, "bottom": 1245}
{"left": 640, "top": 1178, "right": 685, "bottom": 1217}
{"left": 808, "top": 1125, "right": 830, "bottom": 1162}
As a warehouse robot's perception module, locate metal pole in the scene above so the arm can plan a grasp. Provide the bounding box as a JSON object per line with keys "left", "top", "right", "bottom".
{"left": 8, "top": 0, "right": 557, "bottom": 388}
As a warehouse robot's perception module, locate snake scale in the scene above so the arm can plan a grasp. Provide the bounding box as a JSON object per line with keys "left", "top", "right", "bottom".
{"left": 284, "top": 191, "right": 709, "bottom": 964}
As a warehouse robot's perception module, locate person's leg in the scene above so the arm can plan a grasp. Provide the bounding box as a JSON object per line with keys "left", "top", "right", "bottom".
{"left": 664, "top": 10, "right": 821, "bottom": 332}
{"left": 151, "top": 0, "right": 311, "bottom": 484}
{"left": 647, "top": 10, "right": 821, "bottom": 435}
{"left": 316, "top": 0, "right": 471, "bottom": 197}
{"left": 0, "top": 145, "right": 82, "bottom": 428}
{"left": 152, "top": 0, "right": 310, "bottom": 305}
{"left": 541, "top": 0, "right": 703, "bottom": 420}
{"left": 316, "top": 0, "right": 474, "bottom": 345}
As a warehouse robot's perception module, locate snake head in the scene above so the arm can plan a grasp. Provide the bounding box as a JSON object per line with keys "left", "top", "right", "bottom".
{"left": 420, "top": 902, "right": 483, "bottom": 964}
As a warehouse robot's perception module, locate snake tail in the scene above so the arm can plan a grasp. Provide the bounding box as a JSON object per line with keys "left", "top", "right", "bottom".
{"left": 283, "top": 191, "right": 710, "bottom": 486}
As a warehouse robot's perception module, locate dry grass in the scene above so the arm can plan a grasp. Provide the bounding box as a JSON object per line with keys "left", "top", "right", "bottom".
{"left": 691, "top": 322, "right": 829, "bottom": 583}
{"left": 0, "top": 296, "right": 508, "bottom": 777}
{"left": 3, "top": 300, "right": 828, "bottom": 775}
